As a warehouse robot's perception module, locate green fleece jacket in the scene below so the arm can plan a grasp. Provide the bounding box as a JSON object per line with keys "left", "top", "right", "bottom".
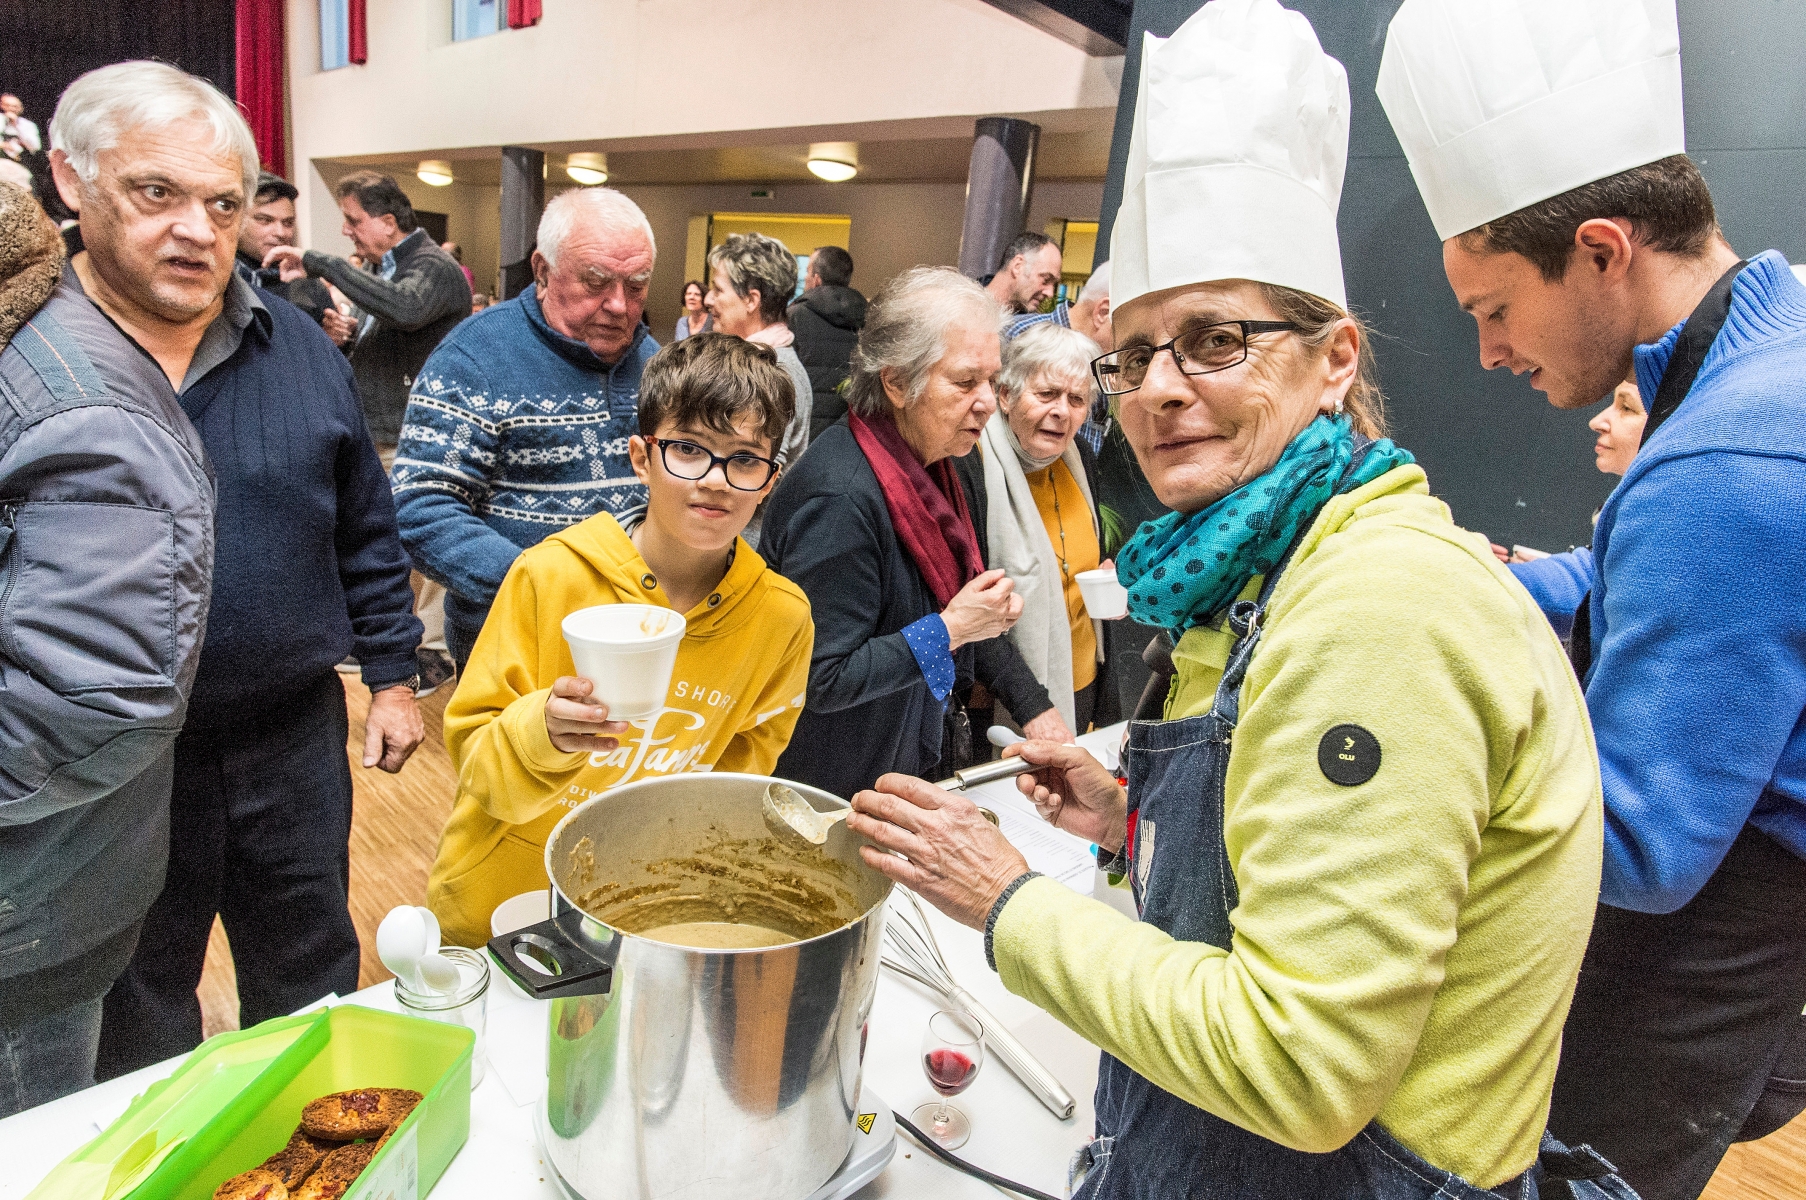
{"left": 992, "top": 464, "right": 1602, "bottom": 1188}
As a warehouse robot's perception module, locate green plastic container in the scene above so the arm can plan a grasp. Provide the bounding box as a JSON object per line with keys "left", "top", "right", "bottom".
{"left": 26, "top": 1006, "right": 472, "bottom": 1200}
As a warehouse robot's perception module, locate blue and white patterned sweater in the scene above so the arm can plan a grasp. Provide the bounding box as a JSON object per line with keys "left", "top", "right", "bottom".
{"left": 392, "top": 286, "right": 657, "bottom": 659}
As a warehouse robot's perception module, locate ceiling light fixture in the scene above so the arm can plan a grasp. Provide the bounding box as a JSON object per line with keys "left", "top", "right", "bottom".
{"left": 416, "top": 159, "right": 454, "bottom": 187}
{"left": 805, "top": 142, "right": 858, "bottom": 183}
{"left": 566, "top": 152, "right": 608, "bottom": 185}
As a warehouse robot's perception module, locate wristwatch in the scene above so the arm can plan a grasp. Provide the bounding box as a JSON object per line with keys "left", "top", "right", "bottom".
{"left": 370, "top": 675, "right": 420, "bottom": 695}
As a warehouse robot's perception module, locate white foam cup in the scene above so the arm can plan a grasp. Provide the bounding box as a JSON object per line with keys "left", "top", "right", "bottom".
{"left": 490, "top": 890, "right": 551, "bottom": 939}
{"left": 1075, "top": 567, "right": 1129, "bottom": 620}
{"left": 561, "top": 604, "right": 687, "bottom": 722}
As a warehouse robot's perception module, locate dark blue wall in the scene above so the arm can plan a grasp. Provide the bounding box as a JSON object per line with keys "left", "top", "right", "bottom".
{"left": 1096, "top": 0, "right": 1806, "bottom": 552}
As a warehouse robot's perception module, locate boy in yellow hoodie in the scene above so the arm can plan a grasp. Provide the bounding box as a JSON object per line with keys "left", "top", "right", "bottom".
{"left": 427, "top": 334, "right": 814, "bottom": 947}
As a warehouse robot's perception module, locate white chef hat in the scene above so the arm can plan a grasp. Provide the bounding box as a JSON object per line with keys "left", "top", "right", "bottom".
{"left": 1112, "top": 0, "right": 1350, "bottom": 313}
{"left": 1376, "top": 0, "right": 1685, "bottom": 241}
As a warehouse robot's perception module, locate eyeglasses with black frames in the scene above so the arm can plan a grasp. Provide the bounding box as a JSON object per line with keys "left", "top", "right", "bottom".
{"left": 1090, "top": 320, "right": 1301, "bottom": 396}
{"left": 646, "top": 437, "right": 779, "bottom": 491}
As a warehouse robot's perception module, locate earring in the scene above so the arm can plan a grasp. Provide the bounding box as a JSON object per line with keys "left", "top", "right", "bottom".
{"left": 1332, "top": 396, "right": 1345, "bottom": 417}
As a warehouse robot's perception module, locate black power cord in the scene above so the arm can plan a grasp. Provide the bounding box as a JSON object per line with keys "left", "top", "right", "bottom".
{"left": 892, "top": 1109, "right": 1064, "bottom": 1200}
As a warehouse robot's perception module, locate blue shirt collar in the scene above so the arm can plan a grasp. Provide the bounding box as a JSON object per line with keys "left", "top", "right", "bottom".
{"left": 1632, "top": 251, "right": 1806, "bottom": 402}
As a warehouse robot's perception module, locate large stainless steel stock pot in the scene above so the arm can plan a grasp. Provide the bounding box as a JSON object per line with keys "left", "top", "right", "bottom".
{"left": 486, "top": 773, "right": 892, "bottom": 1200}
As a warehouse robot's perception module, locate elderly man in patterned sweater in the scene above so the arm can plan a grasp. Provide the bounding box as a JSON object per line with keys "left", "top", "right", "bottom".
{"left": 393, "top": 188, "right": 659, "bottom": 667}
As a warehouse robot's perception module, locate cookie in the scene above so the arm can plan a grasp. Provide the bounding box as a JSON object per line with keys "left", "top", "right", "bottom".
{"left": 299, "top": 1088, "right": 423, "bottom": 1140}
{"left": 291, "top": 1143, "right": 379, "bottom": 1200}
{"left": 260, "top": 1128, "right": 339, "bottom": 1188}
{"left": 213, "top": 1168, "right": 289, "bottom": 1200}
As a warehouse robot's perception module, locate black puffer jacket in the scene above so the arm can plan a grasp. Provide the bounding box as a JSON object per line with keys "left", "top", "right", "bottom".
{"left": 788, "top": 285, "right": 866, "bottom": 442}
{"left": 0, "top": 184, "right": 215, "bottom": 1024}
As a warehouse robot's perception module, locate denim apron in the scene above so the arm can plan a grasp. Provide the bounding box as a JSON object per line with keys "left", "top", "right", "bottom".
{"left": 1072, "top": 568, "right": 1641, "bottom": 1200}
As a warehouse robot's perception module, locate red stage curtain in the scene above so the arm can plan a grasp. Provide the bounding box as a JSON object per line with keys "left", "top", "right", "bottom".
{"left": 507, "top": 0, "right": 542, "bottom": 29}
{"left": 235, "top": 0, "right": 286, "bottom": 175}
{"left": 349, "top": 0, "right": 368, "bottom": 64}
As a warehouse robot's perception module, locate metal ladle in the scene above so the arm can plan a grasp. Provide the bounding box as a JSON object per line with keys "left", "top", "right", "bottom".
{"left": 763, "top": 762, "right": 1024, "bottom": 846}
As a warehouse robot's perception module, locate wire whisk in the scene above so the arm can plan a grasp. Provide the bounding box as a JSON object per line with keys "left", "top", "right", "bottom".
{"left": 882, "top": 888, "right": 1077, "bottom": 1119}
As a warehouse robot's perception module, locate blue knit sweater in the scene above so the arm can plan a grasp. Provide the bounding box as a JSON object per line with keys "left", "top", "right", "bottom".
{"left": 392, "top": 287, "right": 656, "bottom": 657}
{"left": 178, "top": 290, "right": 422, "bottom": 728}
{"left": 1587, "top": 250, "right": 1806, "bottom": 912}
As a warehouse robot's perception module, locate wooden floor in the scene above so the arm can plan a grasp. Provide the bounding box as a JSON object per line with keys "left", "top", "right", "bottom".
{"left": 192, "top": 678, "right": 1806, "bottom": 1198}
{"left": 197, "top": 675, "right": 456, "bottom": 1036}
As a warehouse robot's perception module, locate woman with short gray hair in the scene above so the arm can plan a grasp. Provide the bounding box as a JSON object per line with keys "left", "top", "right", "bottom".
{"left": 980, "top": 323, "right": 1115, "bottom": 734}
{"left": 759, "top": 267, "right": 1073, "bottom": 798}
{"left": 706, "top": 233, "right": 811, "bottom": 468}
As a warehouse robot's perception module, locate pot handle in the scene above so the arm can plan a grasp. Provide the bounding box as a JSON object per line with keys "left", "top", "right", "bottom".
{"left": 486, "top": 907, "right": 620, "bottom": 999}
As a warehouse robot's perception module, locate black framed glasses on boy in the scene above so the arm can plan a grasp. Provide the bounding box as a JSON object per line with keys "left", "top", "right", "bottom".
{"left": 1091, "top": 320, "right": 1301, "bottom": 396}
{"left": 646, "top": 437, "right": 780, "bottom": 491}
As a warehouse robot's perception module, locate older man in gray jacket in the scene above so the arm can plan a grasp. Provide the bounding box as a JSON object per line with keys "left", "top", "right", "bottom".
{"left": 0, "top": 142, "right": 214, "bottom": 1114}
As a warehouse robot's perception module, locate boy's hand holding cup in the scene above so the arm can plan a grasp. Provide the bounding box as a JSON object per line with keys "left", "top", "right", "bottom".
{"left": 555, "top": 604, "right": 689, "bottom": 753}
{"left": 544, "top": 676, "right": 633, "bottom": 754}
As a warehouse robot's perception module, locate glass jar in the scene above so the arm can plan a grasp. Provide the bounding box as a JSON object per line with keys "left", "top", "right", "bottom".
{"left": 393, "top": 945, "right": 490, "bottom": 1088}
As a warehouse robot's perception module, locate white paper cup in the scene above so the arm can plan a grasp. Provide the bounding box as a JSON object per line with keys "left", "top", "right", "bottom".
{"left": 561, "top": 604, "right": 687, "bottom": 721}
{"left": 490, "top": 890, "right": 551, "bottom": 939}
{"left": 1075, "top": 567, "right": 1129, "bottom": 620}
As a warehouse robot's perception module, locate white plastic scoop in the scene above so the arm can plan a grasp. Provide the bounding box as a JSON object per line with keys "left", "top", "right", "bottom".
{"left": 762, "top": 782, "right": 848, "bottom": 846}
{"left": 377, "top": 905, "right": 459, "bottom": 994}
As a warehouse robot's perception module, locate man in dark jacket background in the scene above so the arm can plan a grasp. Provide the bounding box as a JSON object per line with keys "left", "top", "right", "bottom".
{"left": 264, "top": 171, "right": 470, "bottom": 451}
{"left": 234, "top": 171, "right": 336, "bottom": 332}
{"left": 0, "top": 62, "right": 217, "bottom": 1117}
{"left": 788, "top": 244, "right": 866, "bottom": 442}
{"left": 81, "top": 92, "right": 427, "bottom": 1081}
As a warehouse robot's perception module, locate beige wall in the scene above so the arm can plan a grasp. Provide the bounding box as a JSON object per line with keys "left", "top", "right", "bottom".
{"left": 287, "top": 0, "right": 1118, "bottom": 247}
{"left": 287, "top": 0, "right": 1117, "bottom": 155}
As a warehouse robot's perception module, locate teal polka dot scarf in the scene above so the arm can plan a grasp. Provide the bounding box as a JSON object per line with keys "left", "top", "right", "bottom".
{"left": 1116, "top": 415, "right": 1414, "bottom": 633}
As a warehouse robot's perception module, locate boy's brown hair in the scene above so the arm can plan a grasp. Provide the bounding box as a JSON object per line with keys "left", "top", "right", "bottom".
{"left": 1456, "top": 154, "right": 1720, "bottom": 283}
{"left": 637, "top": 332, "right": 795, "bottom": 450}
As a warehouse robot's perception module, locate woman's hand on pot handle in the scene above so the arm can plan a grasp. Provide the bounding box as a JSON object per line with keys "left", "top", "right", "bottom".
{"left": 545, "top": 676, "right": 632, "bottom": 754}
{"left": 941, "top": 568, "right": 1023, "bottom": 650}
{"left": 1010, "top": 741, "right": 1127, "bottom": 852}
{"left": 849, "top": 774, "right": 1030, "bottom": 929}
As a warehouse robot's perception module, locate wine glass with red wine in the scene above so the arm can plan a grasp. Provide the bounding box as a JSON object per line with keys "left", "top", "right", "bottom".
{"left": 912, "top": 1009, "right": 984, "bottom": 1150}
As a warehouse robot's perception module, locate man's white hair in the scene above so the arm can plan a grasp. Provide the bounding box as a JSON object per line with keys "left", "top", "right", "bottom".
{"left": 1076, "top": 259, "right": 1111, "bottom": 306}
{"left": 50, "top": 61, "right": 259, "bottom": 201}
{"left": 537, "top": 187, "right": 656, "bottom": 270}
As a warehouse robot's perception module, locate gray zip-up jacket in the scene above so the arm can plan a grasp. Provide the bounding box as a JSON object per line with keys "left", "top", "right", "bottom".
{"left": 0, "top": 185, "right": 214, "bottom": 1023}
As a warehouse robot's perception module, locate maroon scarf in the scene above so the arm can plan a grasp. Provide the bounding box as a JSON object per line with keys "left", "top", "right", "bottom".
{"left": 848, "top": 410, "right": 984, "bottom": 607}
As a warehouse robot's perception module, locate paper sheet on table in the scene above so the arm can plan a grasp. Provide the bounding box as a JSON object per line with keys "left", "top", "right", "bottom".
{"left": 962, "top": 722, "right": 1127, "bottom": 896}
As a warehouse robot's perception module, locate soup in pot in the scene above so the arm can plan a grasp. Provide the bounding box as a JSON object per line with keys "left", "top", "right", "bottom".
{"left": 570, "top": 828, "right": 864, "bottom": 949}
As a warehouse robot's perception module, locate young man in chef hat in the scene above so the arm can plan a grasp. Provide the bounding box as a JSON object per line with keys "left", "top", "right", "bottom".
{"left": 1380, "top": 4, "right": 1806, "bottom": 1196}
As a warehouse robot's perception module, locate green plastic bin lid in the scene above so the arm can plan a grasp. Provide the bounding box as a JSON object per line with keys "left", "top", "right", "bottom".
{"left": 24, "top": 1012, "right": 326, "bottom": 1200}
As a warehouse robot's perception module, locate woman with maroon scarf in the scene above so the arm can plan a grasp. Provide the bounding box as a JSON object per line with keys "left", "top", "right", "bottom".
{"left": 761, "top": 268, "right": 1074, "bottom": 799}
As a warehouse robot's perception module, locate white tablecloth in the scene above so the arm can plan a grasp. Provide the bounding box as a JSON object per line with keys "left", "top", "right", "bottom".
{"left": 1, "top": 726, "right": 1137, "bottom": 1200}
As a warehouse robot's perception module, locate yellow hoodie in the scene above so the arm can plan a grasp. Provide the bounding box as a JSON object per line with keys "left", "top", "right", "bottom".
{"left": 426, "top": 513, "right": 813, "bottom": 948}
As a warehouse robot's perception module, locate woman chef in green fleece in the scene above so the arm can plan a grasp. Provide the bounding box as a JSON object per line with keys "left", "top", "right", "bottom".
{"left": 846, "top": 3, "right": 1638, "bottom": 1198}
